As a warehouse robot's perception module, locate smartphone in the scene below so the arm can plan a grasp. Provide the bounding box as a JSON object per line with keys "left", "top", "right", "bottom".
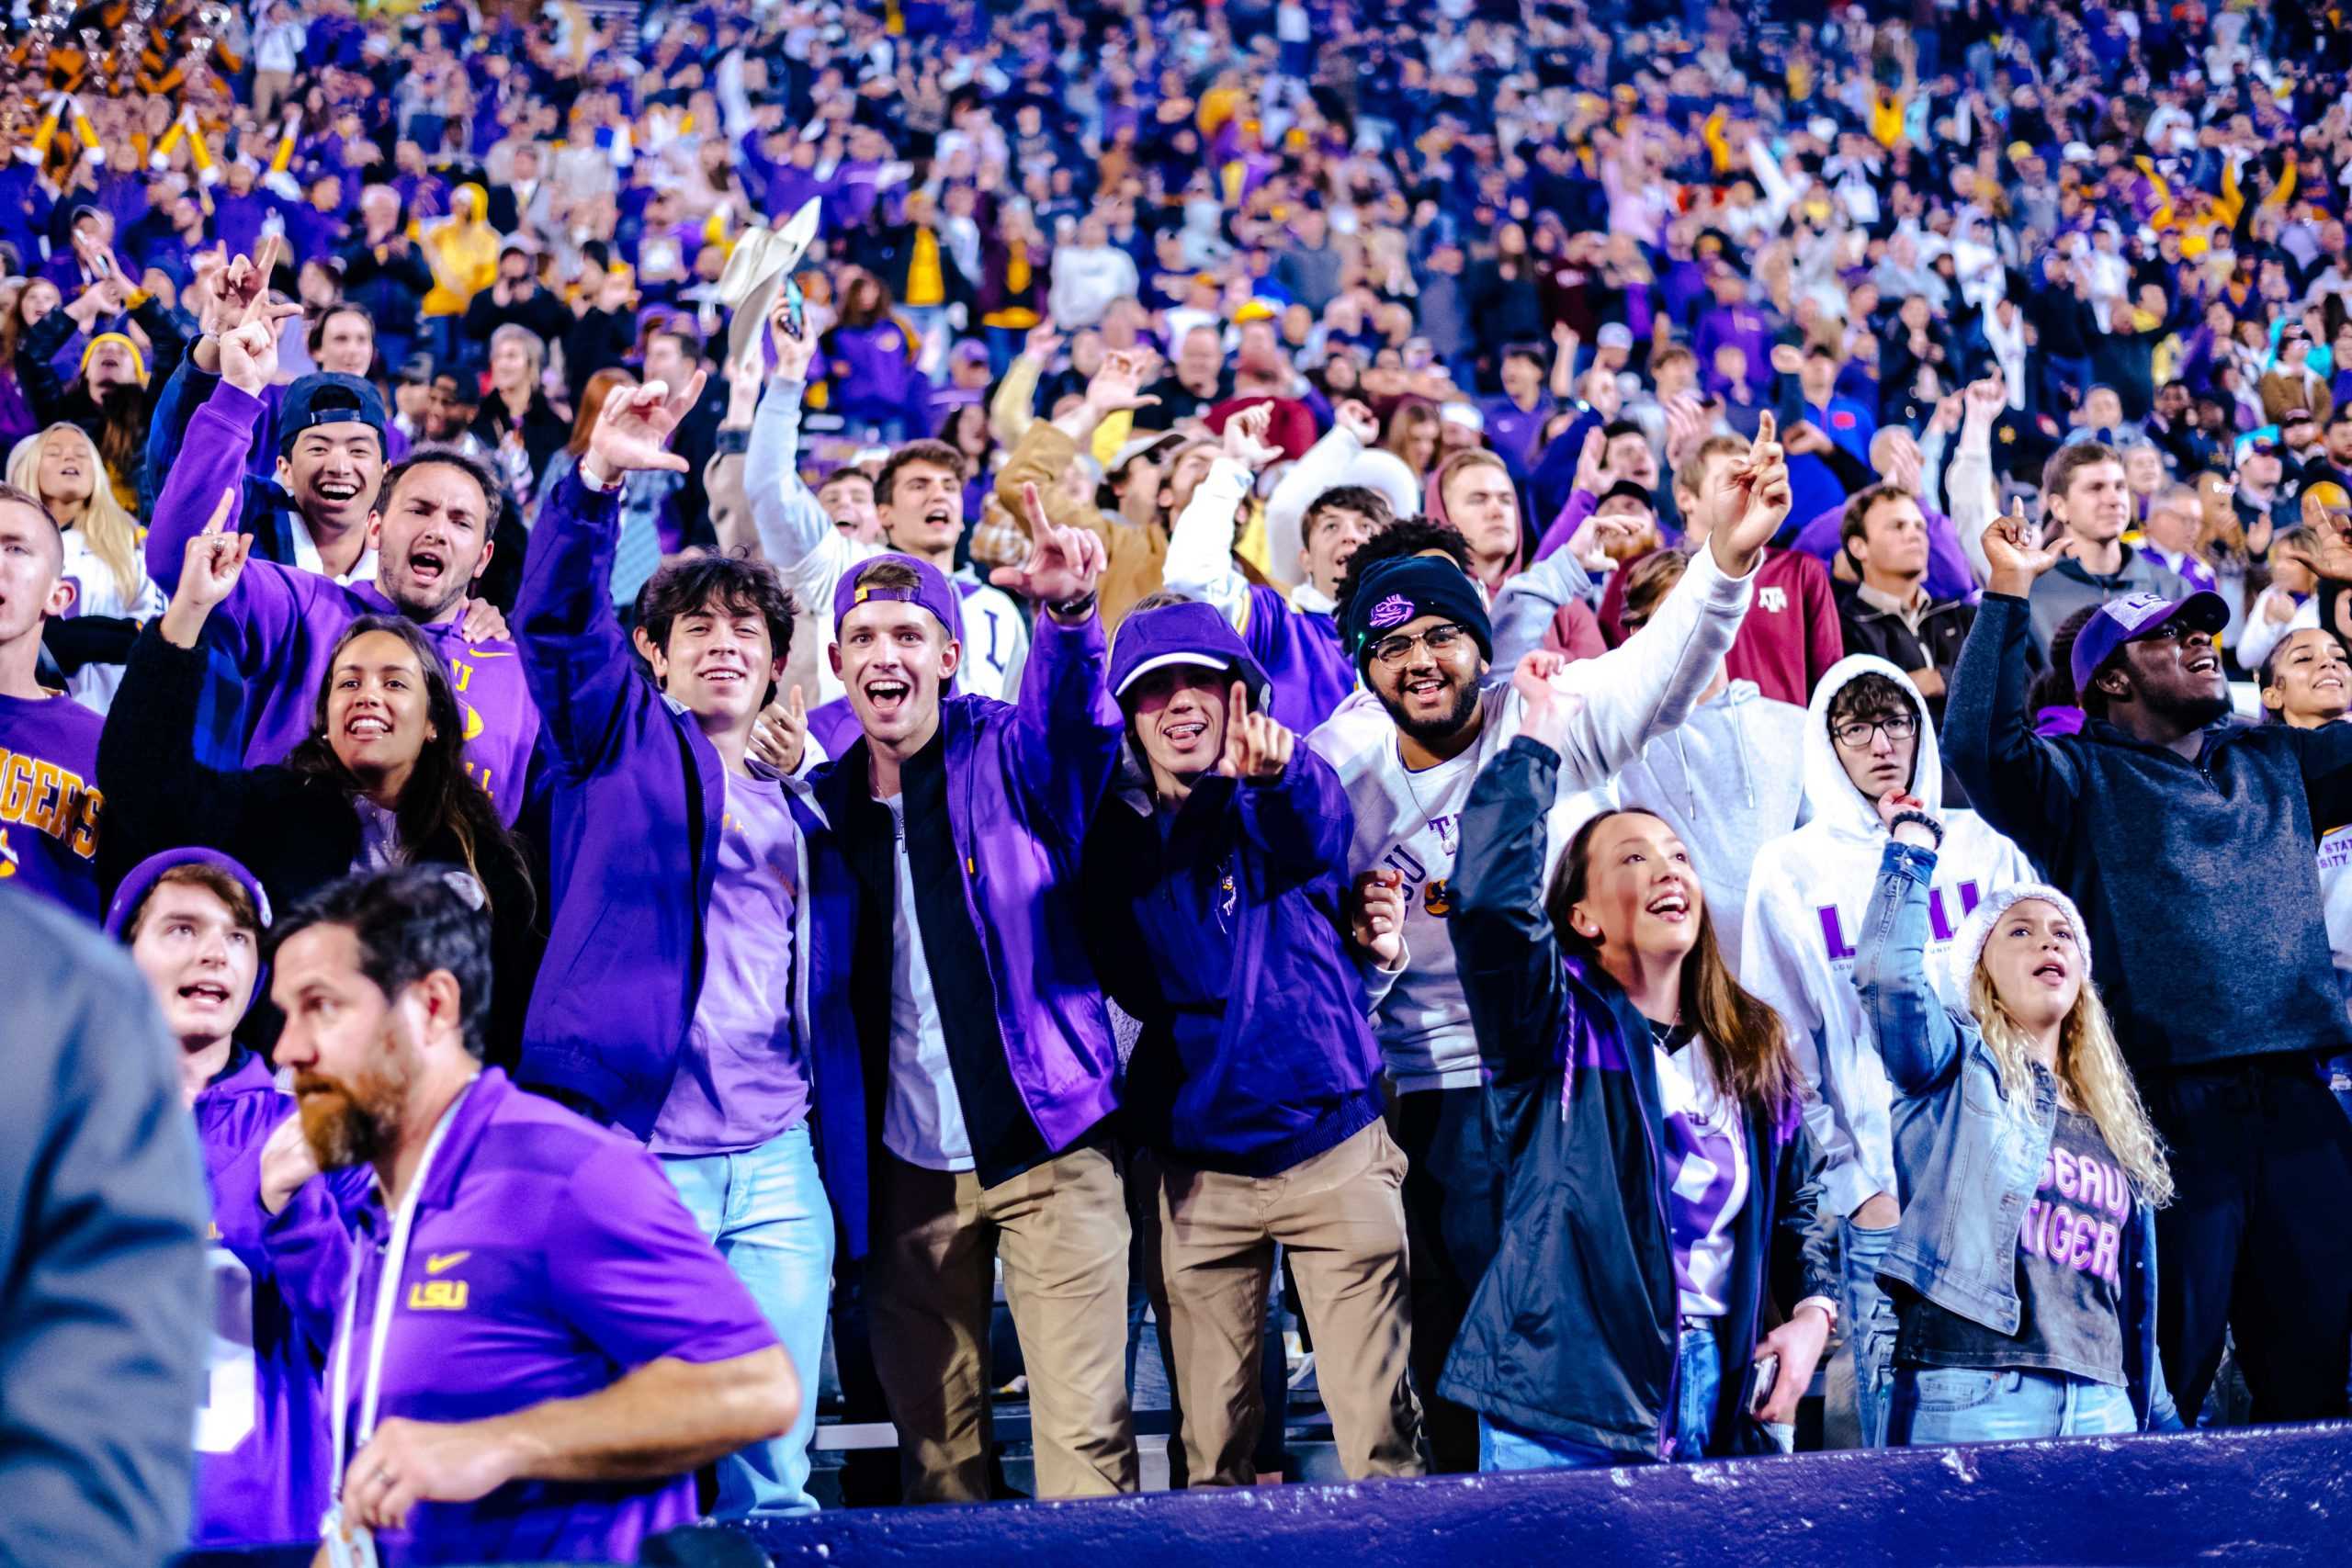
{"left": 1746, "top": 1351, "right": 1781, "bottom": 1416}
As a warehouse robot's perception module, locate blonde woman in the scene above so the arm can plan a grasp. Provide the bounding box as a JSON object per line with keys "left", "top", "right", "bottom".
{"left": 8, "top": 423, "right": 162, "bottom": 710}
{"left": 1852, "top": 786, "right": 2181, "bottom": 1444}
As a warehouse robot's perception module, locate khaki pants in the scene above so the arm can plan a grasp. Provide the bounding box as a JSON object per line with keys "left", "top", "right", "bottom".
{"left": 870, "top": 1145, "right": 1138, "bottom": 1502}
{"left": 1159, "top": 1120, "right": 1426, "bottom": 1484}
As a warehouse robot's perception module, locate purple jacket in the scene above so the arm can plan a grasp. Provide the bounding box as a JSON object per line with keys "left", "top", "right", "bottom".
{"left": 147, "top": 381, "right": 538, "bottom": 821}
{"left": 1240, "top": 582, "right": 1355, "bottom": 734}
{"left": 512, "top": 474, "right": 871, "bottom": 1255}
{"left": 1790, "top": 500, "right": 1978, "bottom": 605}
{"left": 806, "top": 601, "right": 1125, "bottom": 1165}
{"left": 193, "top": 1051, "right": 366, "bottom": 1548}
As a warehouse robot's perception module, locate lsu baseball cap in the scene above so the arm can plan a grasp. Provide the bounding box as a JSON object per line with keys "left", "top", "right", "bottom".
{"left": 2069, "top": 590, "right": 2230, "bottom": 694}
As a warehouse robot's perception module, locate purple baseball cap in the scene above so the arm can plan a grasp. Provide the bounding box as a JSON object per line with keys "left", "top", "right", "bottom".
{"left": 2069, "top": 589, "right": 2230, "bottom": 694}
{"left": 831, "top": 551, "right": 961, "bottom": 638}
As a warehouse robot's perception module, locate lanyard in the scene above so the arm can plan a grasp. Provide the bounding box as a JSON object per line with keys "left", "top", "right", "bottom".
{"left": 328, "top": 1077, "right": 480, "bottom": 1497}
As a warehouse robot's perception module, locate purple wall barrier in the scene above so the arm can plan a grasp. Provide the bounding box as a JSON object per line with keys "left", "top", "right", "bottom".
{"left": 751, "top": 1423, "right": 2352, "bottom": 1567}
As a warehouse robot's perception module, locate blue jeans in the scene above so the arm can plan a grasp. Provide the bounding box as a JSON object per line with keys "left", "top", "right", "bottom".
{"left": 1477, "top": 1324, "right": 1723, "bottom": 1470}
{"left": 1842, "top": 1218, "right": 1900, "bottom": 1449}
{"left": 1891, "top": 1366, "right": 2136, "bottom": 1445}
{"left": 661, "top": 1123, "right": 835, "bottom": 1518}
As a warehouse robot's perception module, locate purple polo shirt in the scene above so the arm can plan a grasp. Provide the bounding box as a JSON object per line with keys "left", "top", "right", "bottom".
{"left": 335, "top": 1070, "right": 777, "bottom": 1564}
{"left": 648, "top": 771, "right": 812, "bottom": 1155}
{"left": 0, "top": 689, "right": 105, "bottom": 919}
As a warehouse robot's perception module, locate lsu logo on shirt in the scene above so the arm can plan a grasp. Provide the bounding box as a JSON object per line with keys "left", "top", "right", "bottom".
{"left": 407, "top": 1250, "right": 474, "bottom": 1311}
{"left": 0, "top": 747, "right": 102, "bottom": 874}
{"left": 1377, "top": 813, "right": 1463, "bottom": 919}
{"left": 1816, "top": 880, "right": 1982, "bottom": 963}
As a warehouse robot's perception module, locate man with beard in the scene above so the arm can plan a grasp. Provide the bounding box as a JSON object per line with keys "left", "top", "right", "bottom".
{"left": 1946, "top": 522, "right": 2352, "bottom": 1428}
{"left": 106, "top": 848, "right": 365, "bottom": 1548}
{"left": 1305, "top": 415, "right": 1792, "bottom": 1471}
{"left": 270, "top": 866, "right": 799, "bottom": 1566}
{"left": 143, "top": 309, "right": 538, "bottom": 822}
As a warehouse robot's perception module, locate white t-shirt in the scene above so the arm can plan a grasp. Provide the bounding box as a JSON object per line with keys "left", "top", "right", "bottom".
{"left": 57, "top": 528, "right": 164, "bottom": 713}
{"left": 1654, "top": 1030, "right": 1750, "bottom": 1320}
{"left": 880, "top": 793, "right": 975, "bottom": 1172}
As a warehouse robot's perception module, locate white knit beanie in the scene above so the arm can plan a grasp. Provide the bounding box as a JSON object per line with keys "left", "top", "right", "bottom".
{"left": 1945, "top": 883, "right": 2094, "bottom": 1005}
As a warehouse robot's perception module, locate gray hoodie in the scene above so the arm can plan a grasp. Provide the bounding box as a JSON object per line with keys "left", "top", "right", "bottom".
{"left": 1613, "top": 678, "right": 1810, "bottom": 971}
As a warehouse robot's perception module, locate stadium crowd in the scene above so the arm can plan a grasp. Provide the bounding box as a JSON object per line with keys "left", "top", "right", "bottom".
{"left": 6, "top": 0, "right": 2352, "bottom": 1562}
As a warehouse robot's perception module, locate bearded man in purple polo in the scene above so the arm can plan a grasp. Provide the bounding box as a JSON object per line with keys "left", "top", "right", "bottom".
{"left": 270, "top": 866, "right": 797, "bottom": 1565}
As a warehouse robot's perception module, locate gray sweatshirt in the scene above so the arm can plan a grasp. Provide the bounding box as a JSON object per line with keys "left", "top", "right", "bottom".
{"left": 0, "top": 888, "right": 209, "bottom": 1568}
{"left": 1612, "top": 678, "right": 1811, "bottom": 970}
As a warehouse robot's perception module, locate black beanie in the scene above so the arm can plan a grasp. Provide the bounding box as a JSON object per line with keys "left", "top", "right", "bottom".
{"left": 1342, "top": 556, "right": 1494, "bottom": 672}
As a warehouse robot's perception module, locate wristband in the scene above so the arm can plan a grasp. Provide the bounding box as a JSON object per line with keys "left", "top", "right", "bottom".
{"left": 1889, "top": 809, "right": 1943, "bottom": 849}
{"left": 1046, "top": 591, "right": 1098, "bottom": 620}
{"left": 577, "top": 457, "right": 619, "bottom": 494}
{"left": 1792, "top": 1295, "right": 1838, "bottom": 1333}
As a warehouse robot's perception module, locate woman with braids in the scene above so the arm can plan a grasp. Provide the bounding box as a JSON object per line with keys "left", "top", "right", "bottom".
{"left": 1852, "top": 784, "right": 2182, "bottom": 1442}
{"left": 98, "top": 494, "right": 537, "bottom": 1064}
{"left": 1441, "top": 662, "right": 1838, "bottom": 1470}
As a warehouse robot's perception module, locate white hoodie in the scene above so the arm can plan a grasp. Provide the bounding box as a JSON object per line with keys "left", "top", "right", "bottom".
{"left": 1739, "top": 655, "right": 2036, "bottom": 1220}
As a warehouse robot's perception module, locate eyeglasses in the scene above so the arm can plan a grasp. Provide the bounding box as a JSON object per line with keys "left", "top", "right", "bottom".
{"left": 1367, "top": 622, "right": 1472, "bottom": 668}
{"left": 1830, "top": 713, "right": 1919, "bottom": 750}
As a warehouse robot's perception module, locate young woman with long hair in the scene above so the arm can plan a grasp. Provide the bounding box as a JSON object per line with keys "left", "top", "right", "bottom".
{"left": 6, "top": 421, "right": 161, "bottom": 708}
{"left": 1852, "top": 787, "right": 2181, "bottom": 1443}
{"left": 99, "top": 508, "right": 537, "bottom": 1063}
{"left": 1442, "top": 665, "right": 1837, "bottom": 1470}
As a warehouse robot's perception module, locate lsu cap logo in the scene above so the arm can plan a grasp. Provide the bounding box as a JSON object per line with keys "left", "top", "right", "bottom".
{"left": 1367, "top": 593, "right": 1416, "bottom": 630}
{"left": 2100, "top": 592, "right": 2172, "bottom": 633}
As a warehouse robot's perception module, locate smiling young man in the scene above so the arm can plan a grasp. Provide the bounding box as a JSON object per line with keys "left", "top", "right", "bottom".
{"left": 1305, "top": 417, "right": 1792, "bottom": 1471}
{"left": 1994, "top": 443, "right": 2187, "bottom": 658}
{"left": 0, "top": 483, "right": 106, "bottom": 917}
{"left": 1948, "top": 528, "right": 2352, "bottom": 1428}
{"left": 1082, "top": 601, "right": 1423, "bottom": 1487}
{"left": 805, "top": 513, "right": 1137, "bottom": 1503}
{"left": 106, "top": 848, "right": 365, "bottom": 1549}
{"left": 1739, "top": 657, "right": 2032, "bottom": 1448}
{"left": 271, "top": 866, "right": 798, "bottom": 1566}
{"left": 143, "top": 311, "right": 537, "bottom": 820}
{"left": 514, "top": 372, "right": 851, "bottom": 1525}
{"left": 748, "top": 311, "right": 1028, "bottom": 703}
{"left": 1160, "top": 405, "right": 1387, "bottom": 730}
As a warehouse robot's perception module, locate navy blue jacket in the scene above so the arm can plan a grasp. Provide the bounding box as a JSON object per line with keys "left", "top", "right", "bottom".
{"left": 1082, "top": 750, "right": 1385, "bottom": 1176}
{"left": 1441, "top": 738, "right": 1835, "bottom": 1461}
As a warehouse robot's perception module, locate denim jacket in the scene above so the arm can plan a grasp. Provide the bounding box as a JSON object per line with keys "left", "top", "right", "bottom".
{"left": 1851, "top": 840, "right": 2182, "bottom": 1432}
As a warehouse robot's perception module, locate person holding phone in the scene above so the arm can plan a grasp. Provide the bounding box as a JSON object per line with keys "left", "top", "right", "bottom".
{"left": 1440, "top": 647, "right": 1838, "bottom": 1471}
{"left": 1851, "top": 788, "right": 2182, "bottom": 1443}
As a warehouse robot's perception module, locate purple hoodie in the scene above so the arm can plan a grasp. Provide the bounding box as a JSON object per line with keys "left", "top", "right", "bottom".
{"left": 191, "top": 1052, "right": 368, "bottom": 1547}
{"left": 146, "top": 382, "right": 538, "bottom": 822}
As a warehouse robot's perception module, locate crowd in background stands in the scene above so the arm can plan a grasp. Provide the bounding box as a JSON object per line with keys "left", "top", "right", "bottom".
{"left": 7, "top": 0, "right": 2352, "bottom": 1563}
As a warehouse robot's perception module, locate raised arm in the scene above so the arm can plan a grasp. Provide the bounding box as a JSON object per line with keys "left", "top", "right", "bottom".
{"left": 515, "top": 374, "right": 707, "bottom": 776}
{"left": 989, "top": 502, "right": 1121, "bottom": 848}
{"left": 741, "top": 301, "right": 851, "bottom": 607}
{"left": 1225, "top": 698, "right": 1352, "bottom": 878}
{"left": 1490, "top": 550, "right": 1598, "bottom": 670}
{"left": 1949, "top": 378, "right": 2004, "bottom": 586}
{"left": 1264, "top": 400, "right": 1380, "bottom": 589}
{"left": 1943, "top": 514, "right": 2083, "bottom": 861}
{"left": 97, "top": 509, "right": 273, "bottom": 881}
{"left": 1851, "top": 832, "right": 1967, "bottom": 1099}
{"left": 1163, "top": 406, "right": 1276, "bottom": 629}
{"left": 1449, "top": 733, "right": 1570, "bottom": 1087}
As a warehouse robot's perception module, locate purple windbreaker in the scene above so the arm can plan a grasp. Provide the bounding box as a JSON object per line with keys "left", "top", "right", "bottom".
{"left": 194, "top": 1052, "right": 365, "bottom": 1548}
{"left": 146, "top": 382, "right": 538, "bottom": 821}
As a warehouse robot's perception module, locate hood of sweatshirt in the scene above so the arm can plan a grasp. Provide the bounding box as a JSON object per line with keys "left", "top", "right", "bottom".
{"left": 1801, "top": 653, "right": 1944, "bottom": 841}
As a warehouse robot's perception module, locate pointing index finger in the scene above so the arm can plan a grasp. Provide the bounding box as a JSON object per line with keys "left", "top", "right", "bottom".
{"left": 1754, "top": 410, "right": 1776, "bottom": 449}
